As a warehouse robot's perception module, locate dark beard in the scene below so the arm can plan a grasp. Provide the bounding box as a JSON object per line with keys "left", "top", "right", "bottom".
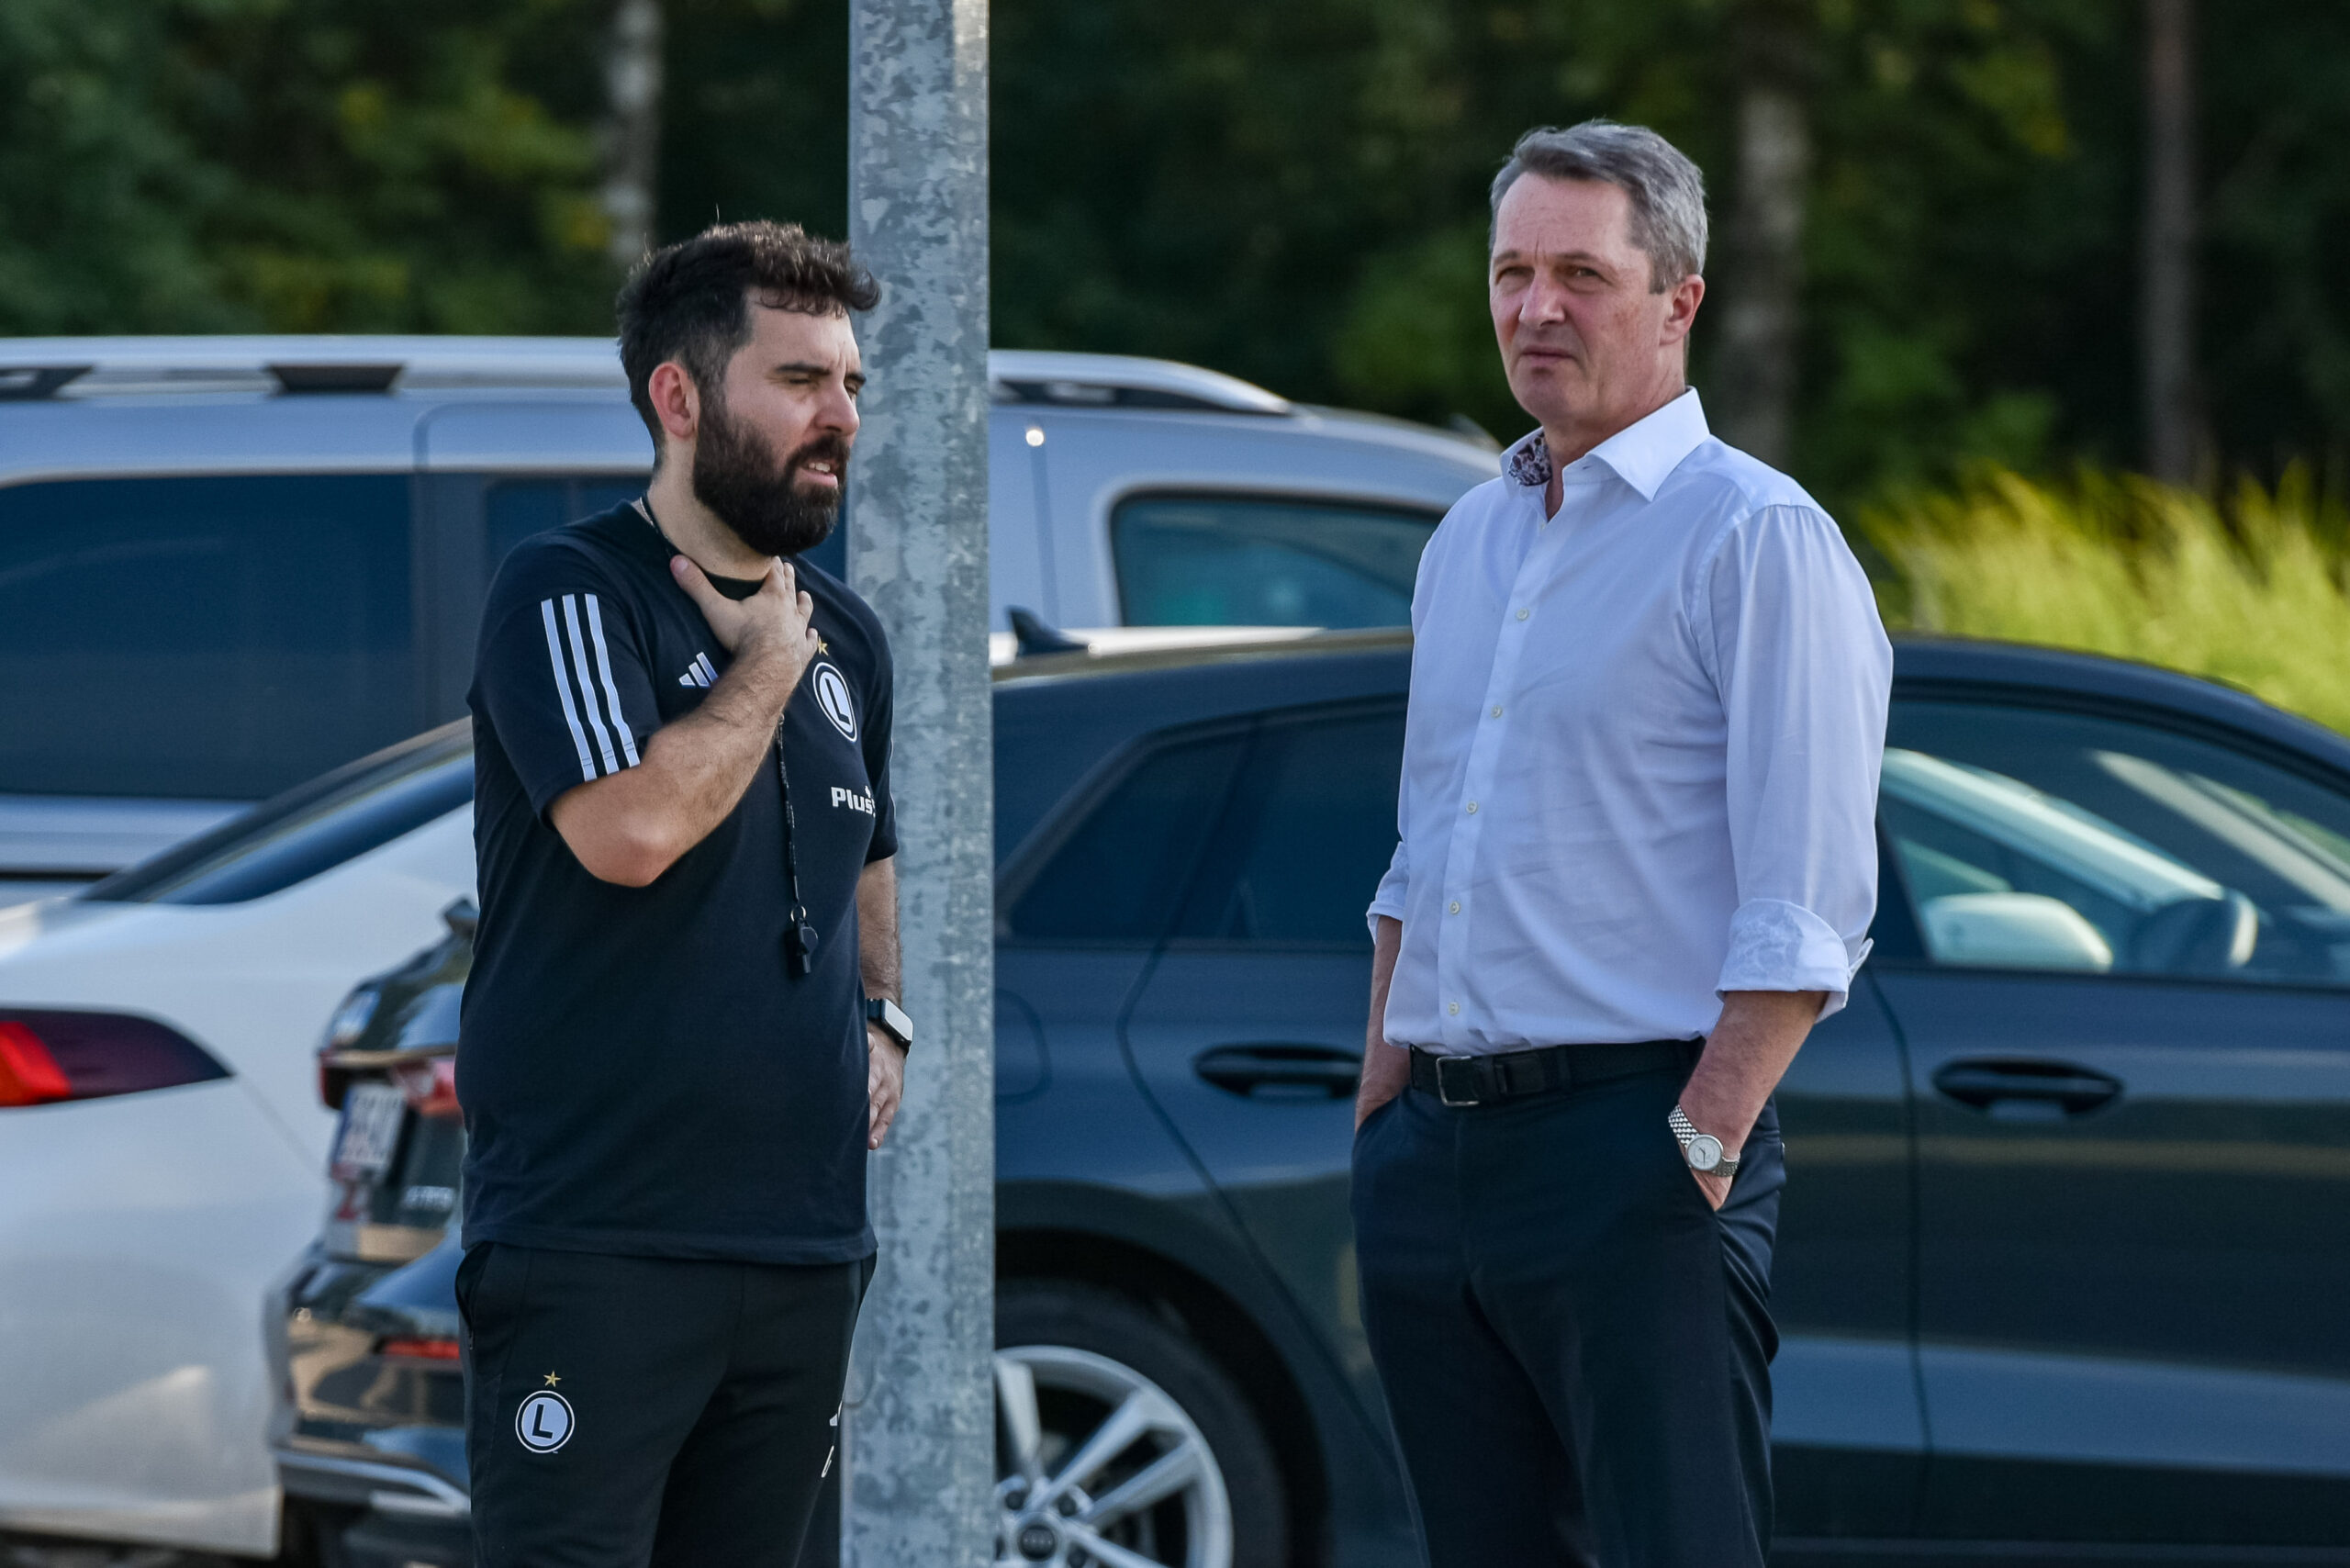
{"left": 689, "top": 393, "right": 848, "bottom": 559}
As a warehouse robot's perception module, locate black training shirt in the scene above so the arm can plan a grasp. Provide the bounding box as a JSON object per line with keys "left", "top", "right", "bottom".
{"left": 459, "top": 501, "right": 893, "bottom": 1264}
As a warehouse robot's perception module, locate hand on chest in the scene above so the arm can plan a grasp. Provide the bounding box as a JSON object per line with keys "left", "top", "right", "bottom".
{"left": 655, "top": 617, "right": 871, "bottom": 782}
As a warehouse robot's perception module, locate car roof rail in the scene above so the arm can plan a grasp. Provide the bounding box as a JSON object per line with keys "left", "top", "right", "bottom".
{"left": 0, "top": 337, "right": 1295, "bottom": 414}
{"left": 989, "top": 350, "right": 1292, "bottom": 416}
{"left": 0, "top": 336, "right": 630, "bottom": 398}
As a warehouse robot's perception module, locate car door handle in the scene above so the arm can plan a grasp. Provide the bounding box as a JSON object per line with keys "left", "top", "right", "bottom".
{"left": 1932, "top": 1058, "right": 2123, "bottom": 1116}
{"left": 1193, "top": 1044, "right": 1360, "bottom": 1100}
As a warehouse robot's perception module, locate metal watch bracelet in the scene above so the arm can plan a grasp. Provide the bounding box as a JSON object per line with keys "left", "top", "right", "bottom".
{"left": 1668, "top": 1104, "right": 1739, "bottom": 1179}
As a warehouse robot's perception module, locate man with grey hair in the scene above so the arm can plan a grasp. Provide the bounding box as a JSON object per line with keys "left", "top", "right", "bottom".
{"left": 1349, "top": 120, "right": 1890, "bottom": 1565}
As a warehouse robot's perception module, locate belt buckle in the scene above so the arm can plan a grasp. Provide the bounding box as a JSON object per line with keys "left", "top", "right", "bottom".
{"left": 1435, "top": 1054, "right": 1479, "bottom": 1108}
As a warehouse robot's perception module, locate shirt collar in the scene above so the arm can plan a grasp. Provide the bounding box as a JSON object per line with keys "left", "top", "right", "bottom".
{"left": 1498, "top": 387, "right": 1711, "bottom": 504}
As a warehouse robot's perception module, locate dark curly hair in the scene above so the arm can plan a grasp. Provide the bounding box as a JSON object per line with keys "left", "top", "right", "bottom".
{"left": 616, "top": 220, "right": 881, "bottom": 452}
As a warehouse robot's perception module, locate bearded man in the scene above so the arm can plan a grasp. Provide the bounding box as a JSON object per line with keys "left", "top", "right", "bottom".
{"left": 456, "top": 220, "right": 912, "bottom": 1568}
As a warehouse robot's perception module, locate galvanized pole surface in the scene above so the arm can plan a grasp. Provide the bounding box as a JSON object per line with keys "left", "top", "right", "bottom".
{"left": 842, "top": 0, "right": 994, "bottom": 1564}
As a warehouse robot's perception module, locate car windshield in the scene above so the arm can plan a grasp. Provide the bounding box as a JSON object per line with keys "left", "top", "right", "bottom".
{"left": 83, "top": 724, "right": 475, "bottom": 906}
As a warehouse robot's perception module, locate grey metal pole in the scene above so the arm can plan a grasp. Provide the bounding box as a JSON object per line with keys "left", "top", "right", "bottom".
{"left": 842, "top": 0, "right": 994, "bottom": 1563}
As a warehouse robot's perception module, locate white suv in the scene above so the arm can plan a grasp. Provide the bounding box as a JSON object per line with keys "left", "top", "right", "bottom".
{"left": 0, "top": 338, "right": 1494, "bottom": 903}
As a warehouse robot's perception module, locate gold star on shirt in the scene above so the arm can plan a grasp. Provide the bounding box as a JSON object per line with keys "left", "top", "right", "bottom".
{"left": 818, "top": 636, "right": 830, "bottom": 655}
{"left": 543, "top": 1371, "right": 562, "bottom": 1386}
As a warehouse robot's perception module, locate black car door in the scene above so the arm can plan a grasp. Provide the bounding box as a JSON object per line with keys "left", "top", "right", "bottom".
{"left": 992, "top": 719, "right": 1259, "bottom": 1208}
{"left": 1870, "top": 696, "right": 2350, "bottom": 1549}
{"left": 1117, "top": 701, "right": 1926, "bottom": 1542}
{"left": 1115, "top": 701, "right": 1401, "bottom": 1439}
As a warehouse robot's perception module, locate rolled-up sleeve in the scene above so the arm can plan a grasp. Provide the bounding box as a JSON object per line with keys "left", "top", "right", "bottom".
{"left": 1367, "top": 838, "right": 1408, "bottom": 935}
{"left": 1698, "top": 504, "right": 1892, "bottom": 1019}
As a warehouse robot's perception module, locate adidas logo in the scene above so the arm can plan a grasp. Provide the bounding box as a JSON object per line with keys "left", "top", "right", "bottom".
{"left": 677, "top": 653, "right": 719, "bottom": 688}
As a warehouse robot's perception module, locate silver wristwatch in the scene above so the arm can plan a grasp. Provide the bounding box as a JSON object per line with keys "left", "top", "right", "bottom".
{"left": 1669, "top": 1105, "right": 1739, "bottom": 1179}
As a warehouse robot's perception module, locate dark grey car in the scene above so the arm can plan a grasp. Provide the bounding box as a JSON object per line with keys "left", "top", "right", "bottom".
{"left": 274, "top": 633, "right": 2350, "bottom": 1568}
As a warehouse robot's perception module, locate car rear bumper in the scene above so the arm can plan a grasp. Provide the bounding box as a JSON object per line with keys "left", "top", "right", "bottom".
{"left": 276, "top": 1443, "right": 469, "bottom": 1520}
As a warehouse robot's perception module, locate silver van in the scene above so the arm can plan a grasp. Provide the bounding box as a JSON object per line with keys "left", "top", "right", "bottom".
{"left": 0, "top": 338, "right": 1494, "bottom": 900}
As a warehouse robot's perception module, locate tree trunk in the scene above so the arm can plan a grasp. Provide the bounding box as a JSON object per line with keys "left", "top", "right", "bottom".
{"left": 1712, "top": 0, "right": 1810, "bottom": 469}
{"left": 2141, "top": 0, "right": 2199, "bottom": 485}
{"left": 601, "top": 0, "right": 664, "bottom": 270}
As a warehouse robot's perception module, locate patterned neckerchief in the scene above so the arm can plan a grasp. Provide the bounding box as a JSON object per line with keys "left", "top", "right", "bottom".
{"left": 1505, "top": 430, "right": 1554, "bottom": 490}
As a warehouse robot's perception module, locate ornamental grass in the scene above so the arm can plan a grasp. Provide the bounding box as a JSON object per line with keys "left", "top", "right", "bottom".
{"left": 1862, "top": 465, "right": 2350, "bottom": 737}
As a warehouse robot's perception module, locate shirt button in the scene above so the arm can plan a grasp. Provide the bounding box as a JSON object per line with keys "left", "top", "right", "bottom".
{"left": 1465, "top": 801, "right": 1478, "bottom": 814}
{"left": 1491, "top": 705, "right": 1504, "bottom": 718}
{"left": 1449, "top": 901, "right": 1460, "bottom": 914}
{"left": 1516, "top": 608, "right": 1530, "bottom": 621}
{"left": 1449, "top": 1002, "right": 1460, "bottom": 1016}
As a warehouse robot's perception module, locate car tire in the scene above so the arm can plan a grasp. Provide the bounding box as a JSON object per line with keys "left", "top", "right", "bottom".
{"left": 996, "top": 1281, "right": 1289, "bottom": 1568}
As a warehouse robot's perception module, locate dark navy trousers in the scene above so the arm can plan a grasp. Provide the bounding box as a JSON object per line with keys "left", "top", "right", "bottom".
{"left": 1351, "top": 1058, "right": 1785, "bottom": 1568}
{"left": 459, "top": 1243, "right": 869, "bottom": 1568}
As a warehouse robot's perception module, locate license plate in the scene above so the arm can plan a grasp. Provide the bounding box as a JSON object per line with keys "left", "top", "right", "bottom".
{"left": 331, "top": 1081, "right": 408, "bottom": 1182}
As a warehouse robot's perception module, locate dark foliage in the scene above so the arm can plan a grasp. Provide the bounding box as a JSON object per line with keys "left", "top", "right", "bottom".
{"left": 6, "top": 0, "right": 2346, "bottom": 511}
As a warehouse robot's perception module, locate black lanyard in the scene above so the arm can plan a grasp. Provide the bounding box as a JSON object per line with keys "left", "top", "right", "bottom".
{"left": 776, "top": 729, "right": 819, "bottom": 977}
{"left": 637, "top": 498, "right": 818, "bottom": 978}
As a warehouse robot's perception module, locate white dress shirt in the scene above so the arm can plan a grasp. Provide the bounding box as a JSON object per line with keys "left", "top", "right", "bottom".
{"left": 1370, "top": 389, "right": 1891, "bottom": 1052}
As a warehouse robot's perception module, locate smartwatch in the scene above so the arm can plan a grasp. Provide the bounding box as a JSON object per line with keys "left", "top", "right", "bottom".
{"left": 865, "top": 996, "right": 913, "bottom": 1054}
{"left": 1669, "top": 1104, "right": 1739, "bottom": 1179}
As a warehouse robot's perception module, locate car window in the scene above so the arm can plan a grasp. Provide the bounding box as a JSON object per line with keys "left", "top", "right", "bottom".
{"left": 483, "top": 474, "right": 849, "bottom": 584}
{"left": 84, "top": 724, "right": 474, "bottom": 906}
{"left": 1883, "top": 701, "right": 2350, "bottom": 986}
{"left": 1112, "top": 493, "right": 1437, "bottom": 628}
{"left": 1174, "top": 708, "right": 1404, "bottom": 947}
{"left": 0, "top": 474, "right": 417, "bottom": 799}
{"left": 485, "top": 476, "right": 648, "bottom": 573}
{"left": 1002, "top": 730, "right": 1248, "bottom": 944}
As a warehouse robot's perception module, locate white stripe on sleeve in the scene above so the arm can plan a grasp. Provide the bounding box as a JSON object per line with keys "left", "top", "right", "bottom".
{"left": 540, "top": 599, "right": 597, "bottom": 782}
{"left": 561, "top": 596, "right": 620, "bottom": 776}
{"left": 582, "top": 594, "right": 642, "bottom": 767}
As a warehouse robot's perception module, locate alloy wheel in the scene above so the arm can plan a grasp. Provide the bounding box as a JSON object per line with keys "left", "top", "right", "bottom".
{"left": 993, "top": 1345, "right": 1235, "bottom": 1568}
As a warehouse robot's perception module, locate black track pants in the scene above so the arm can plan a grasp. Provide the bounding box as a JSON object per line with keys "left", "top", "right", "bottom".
{"left": 1351, "top": 1064, "right": 1785, "bottom": 1568}
{"left": 459, "top": 1243, "right": 870, "bottom": 1568}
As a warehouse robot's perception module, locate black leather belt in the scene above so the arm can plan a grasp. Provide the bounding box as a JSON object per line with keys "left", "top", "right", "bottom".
{"left": 1407, "top": 1038, "right": 1700, "bottom": 1108}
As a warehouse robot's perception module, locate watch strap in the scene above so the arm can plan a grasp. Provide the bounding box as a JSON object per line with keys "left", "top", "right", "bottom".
{"left": 865, "top": 996, "right": 912, "bottom": 1053}
{"left": 1668, "top": 1104, "right": 1740, "bottom": 1178}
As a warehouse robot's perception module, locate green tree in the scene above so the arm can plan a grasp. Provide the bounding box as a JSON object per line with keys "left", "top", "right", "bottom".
{"left": 989, "top": 0, "right": 2350, "bottom": 511}
{"left": 1, "top": 0, "right": 617, "bottom": 336}
{"left": 0, "top": 0, "right": 236, "bottom": 332}
{"left": 178, "top": 0, "right": 615, "bottom": 331}
{"left": 655, "top": 0, "right": 846, "bottom": 244}
{"left": 9, "top": 0, "right": 2349, "bottom": 514}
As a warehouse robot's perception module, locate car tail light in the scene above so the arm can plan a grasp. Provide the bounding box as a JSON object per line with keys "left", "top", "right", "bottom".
{"left": 379, "top": 1337, "right": 462, "bottom": 1361}
{"left": 394, "top": 1058, "right": 462, "bottom": 1120}
{"left": 0, "top": 1025, "right": 72, "bottom": 1105}
{"left": 0, "top": 1013, "right": 229, "bottom": 1107}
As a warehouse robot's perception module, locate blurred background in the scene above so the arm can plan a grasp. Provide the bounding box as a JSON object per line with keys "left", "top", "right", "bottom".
{"left": 4, "top": 0, "right": 2346, "bottom": 726}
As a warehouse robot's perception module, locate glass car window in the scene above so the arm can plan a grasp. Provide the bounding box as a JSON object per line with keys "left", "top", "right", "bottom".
{"left": 85, "top": 724, "right": 473, "bottom": 906}
{"left": 1884, "top": 701, "right": 2350, "bottom": 986}
{"left": 0, "top": 474, "right": 416, "bottom": 799}
{"left": 1176, "top": 709, "right": 1405, "bottom": 948}
{"left": 484, "top": 474, "right": 848, "bottom": 583}
{"left": 485, "top": 476, "right": 647, "bottom": 573}
{"left": 1113, "top": 493, "right": 1438, "bottom": 629}
{"left": 1002, "top": 731, "right": 1247, "bottom": 944}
